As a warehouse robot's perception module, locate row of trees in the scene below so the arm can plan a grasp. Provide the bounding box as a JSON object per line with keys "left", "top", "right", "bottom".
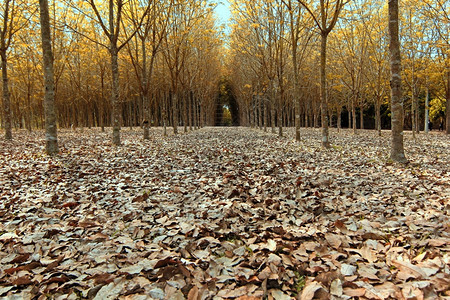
{"left": 1, "top": 0, "right": 449, "bottom": 161}
{"left": 1, "top": 0, "right": 223, "bottom": 150}
{"left": 227, "top": 0, "right": 449, "bottom": 142}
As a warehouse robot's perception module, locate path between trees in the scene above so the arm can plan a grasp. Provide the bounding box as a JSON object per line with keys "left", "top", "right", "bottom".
{"left": 0, "top": 127, "right": 449, "bottom": 299}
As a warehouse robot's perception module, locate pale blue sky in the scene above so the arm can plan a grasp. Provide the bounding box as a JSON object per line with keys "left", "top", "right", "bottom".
{"left": 214, "top": 0, "right": 231, "bottom": 28}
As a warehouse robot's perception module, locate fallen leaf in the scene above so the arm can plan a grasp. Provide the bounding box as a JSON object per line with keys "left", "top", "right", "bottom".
{"left": 300, "top": 281, "right": 325, "bottom": 300}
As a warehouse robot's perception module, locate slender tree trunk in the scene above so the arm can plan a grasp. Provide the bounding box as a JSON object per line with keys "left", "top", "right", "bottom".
{"left": 360, "top": 103, "right": 364, "bottom": 130}
{"left": 172, "top": 92, "right": 178, "bottom": 134}
{"left": 278, "top": 107, "right": 282, "bottom": 137}
{"left": 193, "top": 96, "right": 197, "bottom": 130}
{"left": 304, "top": 104, "right": 308, "bottom": 127}
{"left": 376, "top": 95, "right": 382, "bottom": 136}
{"left": 294, "top": 76, "right": 300, "bottom": 141}
{"left": 39, "top": 0, "right": 58, "bottom": 155}
{"left": 446, "top": 68, "right": 450, "bottom": 134}
{"left": 253, "top": 99, "right": 256, "bottom": 128}
{"left": 100, "top": 72, "right": 106, "bottom": 132}
{"left": 183, "top": 93, "right": 187, "bottom": 133}
{"left": 271, "top": 104, "right": 276, "bottom": 134}
{"left": 1, "top": 53, "right": 12, "bottom": 140}
{"left": 415, "top": 92, "right": 419, "bottom": 134}
{"left": 347, "top": 103, "right": 351, "bottom": 129}
{"left": 264, "top": 99, "right": 267, "bottom": 132}
{"left": 320, "top": 33, "right": 330, "bottom": 147}
{"left": 411, "top": 88, "right": 416, "bottom": 138}
{"left": 388, "top": 0, "right": 407, "bottom": 162}
{"left": 142, "top": 41, "right": 150, "bottom": 140}
{"left": 189, "top": 92, "right": 192, "bottom": 131}
{"left": 110, "top": 46, "right": 121, "bottom": 145}
{"left": 128, "top": 101, "right": 133, "bottom": 130}
{"left": 270, "top": 85, "right": 276, "bottom": 134}
{"left": 337, "top": 106, "right": 342, "bottom": 132}
{"left": 143, "top": 92, "right": 150, "bottom": 139}
{"left": 26, "top": 90, "right": 32, "bottom": 132}
{"left": 163, "top": 91, "right": 167, "bottom": 136}
{"left": 259, "top": 96, "right": 263, "bottom": 130}
{"left": 352, "top": 94, "right": 357, "bottom": 134}
{"left": 199, "top": 101, "right": 203, "bottom": 128}
{"left": 424, "top": 87, "right": 429, "bottom": 134}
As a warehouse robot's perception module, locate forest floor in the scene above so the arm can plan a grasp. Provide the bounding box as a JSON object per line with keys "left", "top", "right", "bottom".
{"left": 0, "top": 127, "right": 449, "bottom": 300}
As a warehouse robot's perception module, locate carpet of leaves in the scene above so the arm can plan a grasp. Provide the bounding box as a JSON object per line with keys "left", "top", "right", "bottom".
{"left": 0, "top": 127, "right": 449, "bottom": 300}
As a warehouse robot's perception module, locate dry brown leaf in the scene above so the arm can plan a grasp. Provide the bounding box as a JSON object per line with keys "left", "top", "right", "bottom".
{"left": 187, "top": 285, "right": 199, "bottom": 300}
{"left": 300, "top": 281, "right": 325, "bottom": 300}
{"left": 361, "top": 246, "right": 377, "bottom": 263}
{"left": 343, "top": 287, "right": 366, "bottom": 297}
{"left": 392, "top": 260, "right": 428, "bottom": 280}
{"left": 325, "top": 233, "right": 342, "bottom": 249}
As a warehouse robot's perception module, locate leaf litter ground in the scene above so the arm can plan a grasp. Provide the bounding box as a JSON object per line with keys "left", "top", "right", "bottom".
{"left": 0, "top": 127, "right": 449, "bottom": 300}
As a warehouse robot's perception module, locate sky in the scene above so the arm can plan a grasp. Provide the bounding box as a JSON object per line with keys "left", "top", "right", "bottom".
{"left": 214, "top": 0, "right": 232, "bottom": 33}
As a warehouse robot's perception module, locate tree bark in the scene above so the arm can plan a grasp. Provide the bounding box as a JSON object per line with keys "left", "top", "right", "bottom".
{"left": 411, "top": 86, "right": 416, "bottom": 138}
{"left": 352, "top": 94, "right": 357, "bottom": 134}
{"left": 424, "top": 87, "right": 429, "bottom": 134}
{"left": 264, "top": 99, "right": 267, "bottom": 132}
{"left": 376, "top": 95, "right": 382, "bottom": 136}
{"left": 446, "top": 68, "right": 450, "bottom": 134}
{"left": 337, "top": 106, "right": 341, "bottom": 132}
{"left": 320, "top": 32, "right": 330, "bottom": 147}
{"left": 293, "top": 58, "right": 300, "bottom": 141}
{"left": 360, "top": 103, "right": 364, "bottom": 130}
{"left": 278, "top": 107, "right": 283, "bottom": 137}
{"left": 259, "top": 96, "right": 263, "bottom": 130}
{"left": 1, "top": 52, "right": 12, "bottom": 140}
{"left": 141, "top": 40, "right": 150, "bottom": 140}
{"left": 172, "top": 92, "right": 178, "bottom": 134}
{"left": 189, "top": 92, "right": 192, "bottom": 131}
{"left": 271, "top": 104, "right": 276, "bottom": 134}
{"left": 1, "top": 0, "right": 12, "bottom": 140}
{"left": 183, "top": 93, "right": 187, "bottom": 133}
{"left": 110, "top": 46, "right": 121, "bottom": 145}
{"left": 194, "top": 97, "right": 198, "bottom": 130}
{"left": 39, "top": 0, "right": 58, "bottom": 155}
{"left": 388, "top": 0, "right": 407, "bottom": 162}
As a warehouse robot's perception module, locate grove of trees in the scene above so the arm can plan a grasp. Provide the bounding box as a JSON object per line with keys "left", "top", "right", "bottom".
{"left": 1, "top": 0, "right": 449, "bottom": 157}
{"left": 228, "top": 0, "right": 449, "bottom": 138}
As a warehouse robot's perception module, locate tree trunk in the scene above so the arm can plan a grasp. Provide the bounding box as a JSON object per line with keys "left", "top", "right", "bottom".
{"left": 264, "top": 99, "right": 267, "bottom": 132}
{"left": 172, "top": 92, "right": 178, "bottom": 134}
{"left": 320, "top": 33, "right": 330, "bottom": 147}
{"left": 360, "top": 103, "right": 364, "bottom": 130}
{"left": 347, "top": 103, "right": 351, "bottom": 129}
{"left": 110, "top": 46, "right": 121, "bottom": 145}
{"left": 193, "top": 96, "right": 197, "bottom": 130}
{"left": 163, "top": 91, "right": 167, "bottom": 136}
{"left": 1, "top": 52, "right": 12, "bottom": 140}
{"left": 314, "top": 110, "right": 318, "bottom": 128}
{"left": 446, "top": 68, "right": 450, "bottom": 134}
{"left": 411, "top": 88, "right": 416, "bottom": 138}
{"left": 352, "top": 94, "right": 357, "bottom": 134}
{"left": 39, "top": 0, "right": 58, "bottom": 155}
{"left": 424, "top": 87, "right": 429, "bottom": 134}
{"left": 189, "top": 92, "right": 192, "bottom": 131}
{"left": 388, "top": 0, "right": 407, "bottom": 162}
{"left": 259, "top": 96, "right": 263, "bottom": 130}
{"left": 337, "top": 106, "right": 342, "bottom": 132}
{"left": 278, "top": 107, "right": 282, "bottom": 137}
{"left": 183, "top": 93, "right": 187, "bottom": 133}
{"left": 270, "top": 85, "right": 276, "bottom": 134}
{"left": 142, "top": 41, "right": 150, "bottom": 140}
{"left": 376, "top": 95, "right": 381, "bottom": 136}
{"left": 271, "top": 104, "right": 276, "bottom": 134}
